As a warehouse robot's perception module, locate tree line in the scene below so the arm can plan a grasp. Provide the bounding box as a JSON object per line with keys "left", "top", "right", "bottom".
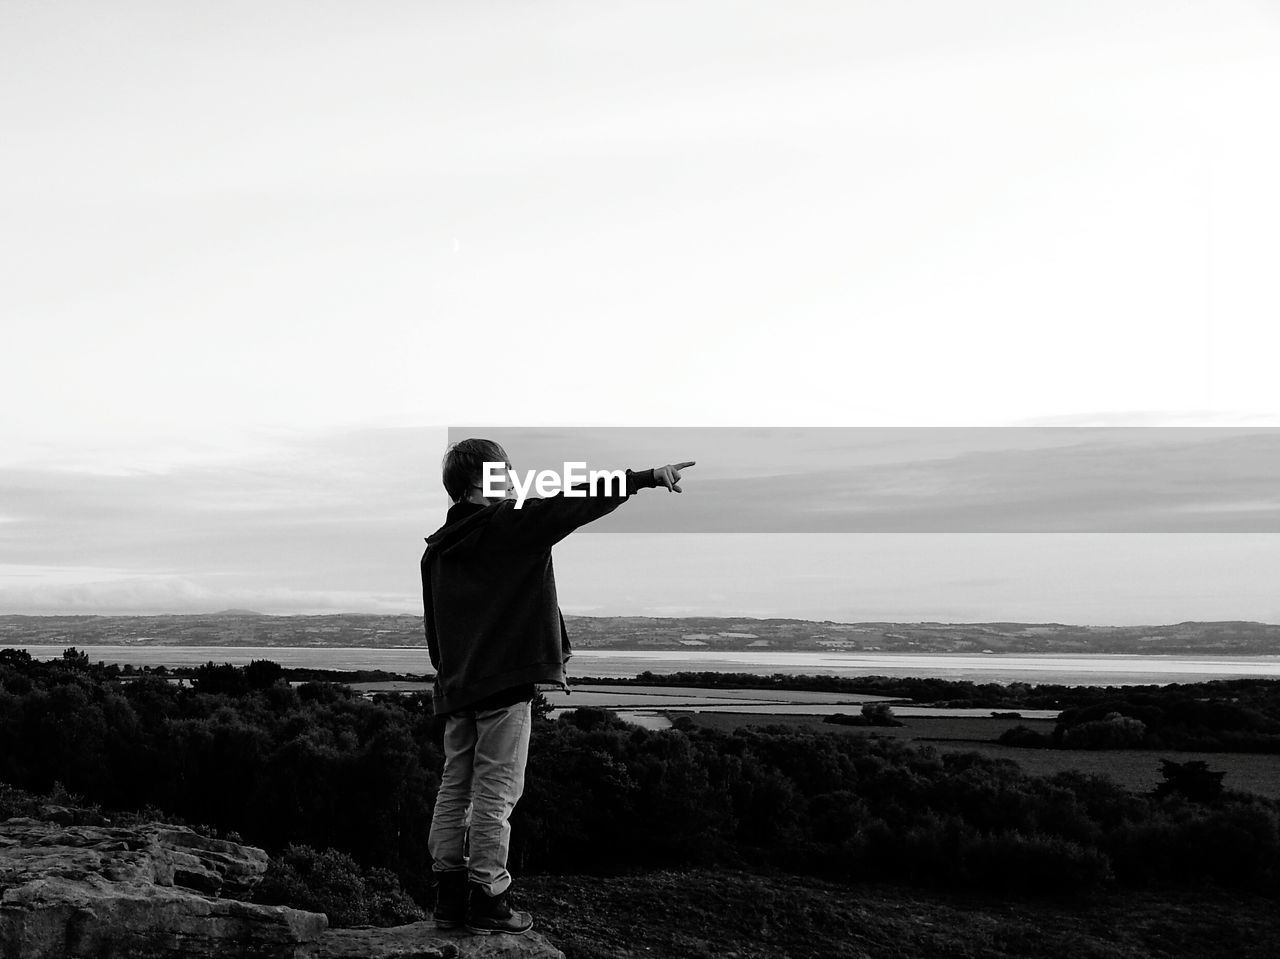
{"left": 1, "top": 648, "right": 1278, "bottom": 909}
{"left": 999, "top": 688, "right": 1280, "bottom": 753}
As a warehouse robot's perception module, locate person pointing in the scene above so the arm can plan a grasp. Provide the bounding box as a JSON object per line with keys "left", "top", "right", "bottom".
{"left": 421, "top": 440, "right": 693, "bottom": 935}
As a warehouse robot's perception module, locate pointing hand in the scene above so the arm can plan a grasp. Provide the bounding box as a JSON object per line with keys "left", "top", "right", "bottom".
{"left": 654, "top": 461, "right": 695, "bottom": 493}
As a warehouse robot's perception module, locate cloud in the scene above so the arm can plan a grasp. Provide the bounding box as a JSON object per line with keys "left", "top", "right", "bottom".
{"left": 552, "top": 531, "right": 1280, "bottom": 626}
{"left": 0, "top": 426, "right": 446, "bottom": 612}
{"left": 0, "top": 572, "right": 415, "bottom": 615}
{"left": 0, "top": 426, "right": 446, "bottom": 567}
{"left": 1006, "top": 410, "right": 1280, "bottom": 427}
{"left": 456, "top": 426, "right": 1280, "bottom": 532}
{"left": 6, "top": 425, "right": 1280, "bottom": 617}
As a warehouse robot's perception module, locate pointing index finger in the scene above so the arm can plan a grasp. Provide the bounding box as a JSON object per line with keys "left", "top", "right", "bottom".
{"left": 674, "top": 461, "right": 696, "bottom": 470}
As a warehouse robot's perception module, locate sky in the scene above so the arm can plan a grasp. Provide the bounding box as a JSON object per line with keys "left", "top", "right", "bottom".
{"left": 2, "top": 2, "right": 1279, "bottom": 623}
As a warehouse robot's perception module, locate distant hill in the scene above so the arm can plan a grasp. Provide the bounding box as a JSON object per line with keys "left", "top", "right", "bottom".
{"left": 1, "top": 614, "right": 1278, "bottom": 655}
{"left": 560, "top": 615, "right": 1280, "bottom": 655}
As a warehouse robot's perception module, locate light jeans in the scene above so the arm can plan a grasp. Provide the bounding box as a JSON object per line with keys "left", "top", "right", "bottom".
{"left": 428, "top": 699, "right": 532, "bottom": 897}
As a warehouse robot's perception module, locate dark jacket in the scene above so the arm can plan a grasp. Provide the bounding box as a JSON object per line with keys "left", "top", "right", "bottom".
{"left": 421, "top": 468, "right": 658, "bottom": 715}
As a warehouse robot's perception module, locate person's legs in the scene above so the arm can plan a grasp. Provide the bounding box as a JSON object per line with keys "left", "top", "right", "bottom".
{"left": 429, "top": 710, "right": 477, "bottom": 874}
{"left": 466, "top": 699, "right": 532, "bottom": 897}
{"left": 429, "top": 710, "right": 478, "bottom": 928}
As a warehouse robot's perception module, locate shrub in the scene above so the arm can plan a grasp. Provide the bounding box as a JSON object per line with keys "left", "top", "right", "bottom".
{"left": 253, "top": 844, "right": 425, "bottom": 927}
{"left": 962, "top": 830, "right": 1113, "bottom": 895}
{"left": 245, "top": 660, "right": 285, "bottom": 690}
{"left": 191, "top": 662, "right": 249, "bottom": 697}
{"left": 1062, "top": 713, "right": 1147, "bottom": 749}
{"left": 822, "top": 713, "right": 864, "bottom": 727}
{"left": 998, "top": 725, "right": 1053, "bottom": 748}
{"left": 861, "top": 703, "right": 903, "bottom": 727}
{"left": 558, "top": 706, "right": 631, "bottom": 732}
{"left": 1154, "top": 759, "right": 1225, "bottom": 803}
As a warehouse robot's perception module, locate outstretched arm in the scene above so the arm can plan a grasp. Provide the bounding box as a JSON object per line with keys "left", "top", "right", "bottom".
{"left": 487, "top": 460, "right": 696, "bottom": 549}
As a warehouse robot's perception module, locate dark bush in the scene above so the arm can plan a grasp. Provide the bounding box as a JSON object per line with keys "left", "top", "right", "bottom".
{"left": 861, "top": 702, "right": 903, "bottom": 726}
{"left": 961, "top": 830, "right": 1113, "bottom": 895}
{"left": 245, "top": 660, "right": 286, "bottom": 690}
{"left": 191, "top": 662, "right": 249, "bottom": 697}
{"left": 558, "top": 706, "right": 631, "bottom": 732}
{"left": 253, "top": 844, "right": 426, "bottom": 927}
{"left": 1154, "top": 759, "right": 1226, "bottom": 804}
{"left": 998, "top": 725, "right": 1053, "bottom": 748}
{"left": 1061, "top": 713, "right": 1147, "bottom": 749}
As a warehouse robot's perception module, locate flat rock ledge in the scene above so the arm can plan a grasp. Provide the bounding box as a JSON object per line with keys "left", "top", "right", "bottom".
{"left": 0, "top": 817, "right": 563, "bottom": 959}
{"left": 320, "top": 922, "right": 564, "bottom": 959}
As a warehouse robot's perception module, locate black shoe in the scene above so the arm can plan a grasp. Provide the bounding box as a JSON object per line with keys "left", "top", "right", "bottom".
{"left": 466, "top": 882, "right": 534, "bottom": 936}
{"left": 433, "top": 870, "right": 469, "bottom": 929}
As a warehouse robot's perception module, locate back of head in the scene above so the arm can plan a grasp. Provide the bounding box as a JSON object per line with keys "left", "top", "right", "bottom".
{"left": 442, "top": 438, "right": 509, "bottom": 503}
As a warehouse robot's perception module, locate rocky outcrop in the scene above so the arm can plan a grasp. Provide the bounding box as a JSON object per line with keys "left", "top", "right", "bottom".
{"left": 0, "top": 815, "right": 323, "bottom": 958}
{"left": 0, "top": 816, "right": 563, "bottom": 959}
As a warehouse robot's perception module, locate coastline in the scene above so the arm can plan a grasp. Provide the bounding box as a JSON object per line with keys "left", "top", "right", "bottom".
{"left": 9, "top": 644, "right": 1280, "bottom": 686}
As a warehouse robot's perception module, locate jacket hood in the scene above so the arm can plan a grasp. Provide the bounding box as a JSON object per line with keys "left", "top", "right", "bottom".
{"left": 424, "top": 500, "right": 503, "bottom": 552}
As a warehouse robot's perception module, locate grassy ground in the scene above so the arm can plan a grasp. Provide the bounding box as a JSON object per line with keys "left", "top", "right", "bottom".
{"left": 515, "top": 868, "right": 1280, "bottom": 959}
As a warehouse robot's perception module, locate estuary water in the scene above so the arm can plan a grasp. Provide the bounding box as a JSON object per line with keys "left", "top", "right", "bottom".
{"left": 10, "top": 645, "right": 1280, "bottom": 686}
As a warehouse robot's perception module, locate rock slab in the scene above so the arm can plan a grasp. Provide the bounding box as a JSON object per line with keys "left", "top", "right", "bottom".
{"left": 321, "top": 921, "right": 565, "bottom": 959}
{"left": 0, "top": 816, "right": 324, "bottom": 958}
{"left": 0, "top": 817, "right": 563, "bottom": 959}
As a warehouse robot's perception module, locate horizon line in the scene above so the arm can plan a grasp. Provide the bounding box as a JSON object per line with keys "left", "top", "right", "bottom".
{"left": 1, "top": 611, "right": 1278, "bottom": 629}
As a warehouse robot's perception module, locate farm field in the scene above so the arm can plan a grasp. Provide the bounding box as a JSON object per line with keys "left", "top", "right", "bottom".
{"left": 346, "top": 680, "right": 1280, "bottom": 799}
{"left": 673, "top": 711, "right": 1280, "bottom": 799}
{"left": 347, "top": 682, "right": 902, "bottom": 706}
{"left": 350, "top": 682, "right": 1048, "bottom": 725}
{"left": 556, "top": 684, "right": 901, "bottom": 704}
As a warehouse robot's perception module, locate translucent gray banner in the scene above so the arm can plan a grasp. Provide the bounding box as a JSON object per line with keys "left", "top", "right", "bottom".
{"left": 445, "top": 427, "right": 1280, "bottom": 533}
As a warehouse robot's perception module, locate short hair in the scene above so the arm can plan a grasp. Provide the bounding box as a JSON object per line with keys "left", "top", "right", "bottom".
{"left": 442, "top": 438, "right": 509, "bottom": 503}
